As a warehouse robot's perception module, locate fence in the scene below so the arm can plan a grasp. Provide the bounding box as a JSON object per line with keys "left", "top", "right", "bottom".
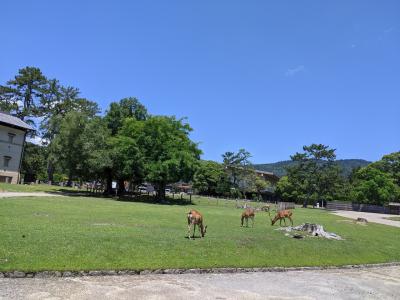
{"left": 326, "top": 201, "right": 391, "bottom": 214}
{"left": 277, "top": 201, "right": 296, "bottom": 211}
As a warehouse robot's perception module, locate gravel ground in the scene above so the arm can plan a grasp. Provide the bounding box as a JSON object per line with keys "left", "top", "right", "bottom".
{"left": 331, "top": 210, "right": 400, "bottom": 228}
{"left": 1, "top": 266, "right": 399, "bottom": 300}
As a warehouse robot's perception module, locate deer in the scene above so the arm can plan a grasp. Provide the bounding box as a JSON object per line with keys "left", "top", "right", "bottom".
{"left": 268, "top": 209, "right": 293, "bottom": 226}
{"left": 187, "top": 210, "right": 207, "bottom": 239}
{"left": 241, "top": 208, "right": 255, "bottom": 227}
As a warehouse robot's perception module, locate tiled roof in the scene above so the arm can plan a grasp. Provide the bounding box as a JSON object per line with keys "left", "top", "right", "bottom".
{"left": 0, "top": 112, "right": 34, "bottom": 130}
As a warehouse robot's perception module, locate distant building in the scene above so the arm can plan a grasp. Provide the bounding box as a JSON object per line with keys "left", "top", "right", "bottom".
{"left": 0, "top": 112, "right": 33, "bottom": 184}
{"left": 254, "top": 170, "right": 280, "bottom": 185}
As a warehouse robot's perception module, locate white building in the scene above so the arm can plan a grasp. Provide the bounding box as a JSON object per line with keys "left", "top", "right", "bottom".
{"left": 0, "top": 112, "right": 33, "bottom": 184}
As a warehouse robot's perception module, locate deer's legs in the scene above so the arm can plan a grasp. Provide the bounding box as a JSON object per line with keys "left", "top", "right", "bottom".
{"left": 192, "top": 224, "right": 196, "bottom": 238}
{"left": 288, "top": 216, "right": 293, "bottom": 226}
{"left": 188, "top": 223, "right": 192, "bottom": 239}
{"left": 251, "top": 216, "right": 254, "bottom": 227}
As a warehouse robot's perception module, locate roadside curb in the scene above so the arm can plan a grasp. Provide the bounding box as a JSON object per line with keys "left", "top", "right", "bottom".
{"left": 1, "top": 262, "right": 400, "bottom": 279}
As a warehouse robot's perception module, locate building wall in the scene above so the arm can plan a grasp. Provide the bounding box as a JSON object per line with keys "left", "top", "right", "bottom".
{"left": 0, "top": 125, "right": 25, "bottom": 184}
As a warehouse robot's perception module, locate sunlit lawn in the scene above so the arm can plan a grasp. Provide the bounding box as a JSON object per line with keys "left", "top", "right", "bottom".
{"left": 0, "top": 195, "right": 399, "bottom": 272}
{"left": 0, "top": 182, "right": 81, "bottom": 193}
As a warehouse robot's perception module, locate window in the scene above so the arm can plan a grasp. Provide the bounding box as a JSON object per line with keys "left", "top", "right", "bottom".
{"left": 3, "top": 156, "right": 11, "bottom": 168}
{"left": 8, "top": 133, "right": 15, "bottom": 143}
{"left": 0, "top": 176, "right": 12, "bottom": 183}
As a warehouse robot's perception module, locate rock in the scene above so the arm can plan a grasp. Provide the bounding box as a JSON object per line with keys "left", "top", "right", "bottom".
{"left": 183, "top": 269, "right": 201, "bottom": 274}
{"left": 102, "top": 270, "right": 117, "bottom": 276}
{"left": 140, "top": 270, "right": 153, "bottom": 275}
{"left": 26, "top": 273, "right": 34, "bottom": 278}
{"left": 88, "top": 271, "right": 102, "bottom": 276}
{"left": 10, "top": 271, "right": 25, "bottom": 278}
{"left": 62, "top": 271, "right": 74, "bottom": 277}
{"left": 0, "top": 273, "right": 4, "bottom": 278}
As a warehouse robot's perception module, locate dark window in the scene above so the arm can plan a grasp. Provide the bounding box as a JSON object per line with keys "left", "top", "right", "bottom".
{"left": 8, "top": 133, "right": 15, "bottom": 143}
{"left": 3, "top": 156, "right": 11, "bottom": 168}
{"left": 0, "top": 176, "right": 12, "bottom": 183}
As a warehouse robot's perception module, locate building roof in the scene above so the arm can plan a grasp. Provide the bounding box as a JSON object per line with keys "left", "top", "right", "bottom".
{"left": 255, "top": 169, "right": 280, "bottom": 180}
{"left": 0, "top": 112, "right": 34, "bottom": 131}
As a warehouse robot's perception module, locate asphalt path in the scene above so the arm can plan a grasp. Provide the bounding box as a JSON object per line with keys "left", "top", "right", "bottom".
{"left": 1, "top": 266, "right": 399, "bottom": 300}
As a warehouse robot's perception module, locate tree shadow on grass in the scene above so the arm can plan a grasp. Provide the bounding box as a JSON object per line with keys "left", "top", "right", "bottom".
{"left": 46, "top": 190, "right": 194, "bottom": 206}
{"left": 116, "top": 194, "right": 194, "bottom": 206}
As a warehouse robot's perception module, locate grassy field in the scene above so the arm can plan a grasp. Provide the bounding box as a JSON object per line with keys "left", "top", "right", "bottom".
{"left": 0, "top": 195, "right": 399, "bottom": 272}
{"left": 0, "top": 182, "right": 81, "bottom": 193}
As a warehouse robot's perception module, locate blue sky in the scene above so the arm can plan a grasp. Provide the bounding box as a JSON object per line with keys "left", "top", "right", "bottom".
{"left": 1, "top": 1, "right": 399, "bottom": 163}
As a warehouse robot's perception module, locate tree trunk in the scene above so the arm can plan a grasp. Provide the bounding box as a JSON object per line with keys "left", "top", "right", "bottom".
{"left": 117, "top": 178, "right": 125, "bottom": 195}
{"left": 47, "top": 160, "right": 54, "bottom": 183}
{"left": 157, "top": 183, "right": 166, "bottom": 201}
{"left": 104, "top": 169, "right": 113, "bottom": 195}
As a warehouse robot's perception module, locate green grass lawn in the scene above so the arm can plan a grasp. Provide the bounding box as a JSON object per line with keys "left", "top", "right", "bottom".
{"left": 0, "top": 195, "right": 399, "bottom": 272}
{"left": 0, "top": 182, "right": 82, "bottom": 193}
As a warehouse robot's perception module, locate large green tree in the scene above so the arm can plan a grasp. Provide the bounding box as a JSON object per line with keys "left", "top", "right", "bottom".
{"left": 105, "top": 97, "right": 148, "bottom": 135}
{"left": 102, "top": 97, "right": 148, "bottom": 194}
{"left": 21, "top": 143, "right": 47, "bottom": 183}
{"left": 278, "top": 144, "right": 344, "bottom": 207}
{"left": 350, "top": 165, "right": 399, "bottom": 205}
{"left": 0, "top": 67, "right": 48, "bottom": 122}
{"left": 52, "top": 111, "right": 93, "bottom": 184}
{"left": 40, "top": 82, "right": 99, "bottom": 182}
{"left": 121, "top": 116, "right": 201, "bottom": 200}
{"left": 193, "top": 160, "right": 225, "bottom": 195}
{"left": 222, "top": 149, "right": 252, "bottom": 188}
{"left": 371, "top": 151, "right": 400, "bottom": 186}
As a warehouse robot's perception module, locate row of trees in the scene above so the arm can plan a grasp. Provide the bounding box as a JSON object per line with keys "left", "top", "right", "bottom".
{"left": 1, "top": 67, "right": 201, "bottom": 199}
{"left": 275, "top": 144, "right": 400, "bottom": 206}
{"left": 2, "top": 67, "right": 398, "bottom": 205}
{"left": 193, "top": 149, "right": 270, "bottom": 199}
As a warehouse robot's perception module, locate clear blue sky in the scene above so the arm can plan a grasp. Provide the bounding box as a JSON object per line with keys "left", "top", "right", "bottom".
{"left": 1, "top": 1, "right": 399, "bottom": 163}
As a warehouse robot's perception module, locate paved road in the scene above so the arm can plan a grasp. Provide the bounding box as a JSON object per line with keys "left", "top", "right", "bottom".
{"left": 331, "top": 210, "right": 400, "bottom": 228}
{"left": 1, "top": 266, "right": 399, "bottom": 300}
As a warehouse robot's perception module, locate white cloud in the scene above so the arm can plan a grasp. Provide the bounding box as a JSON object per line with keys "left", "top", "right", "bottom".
{"left": 285, "top": 65, "right": 305, "bottom": 77}
{"left": 27, "top": 136, "right": 44, "bottom": 145}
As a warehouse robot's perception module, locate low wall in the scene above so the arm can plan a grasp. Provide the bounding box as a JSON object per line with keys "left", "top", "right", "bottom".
{"left": 326, "top": 201, "right": 393, "bottom": 214}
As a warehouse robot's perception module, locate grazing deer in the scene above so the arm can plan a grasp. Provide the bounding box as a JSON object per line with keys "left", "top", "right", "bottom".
{"left": 187, "top": 210, "right": 207, "bottom": 239}
{"left": 268, "top": 210, "right": 293, "bottom": 226}
{"left": 241, "top": 208, "right": 255, "bottom": 227}
{"left": 260, "top": 205, "right": 270, "bottom": 212}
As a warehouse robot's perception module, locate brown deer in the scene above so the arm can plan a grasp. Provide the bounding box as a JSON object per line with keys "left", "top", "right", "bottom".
{"left": 268, "top": 210, "right": 293, "bottom": 226}
{"left": 241, "top": 208, "right": 255, "bottom": 227}
{"left": 187, "top": 210, "right": 207, "bottom": 239}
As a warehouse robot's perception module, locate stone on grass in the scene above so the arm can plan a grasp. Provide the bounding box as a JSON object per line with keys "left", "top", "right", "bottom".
{"left": 277, "top": 223, "right": 342, "bottom": 240}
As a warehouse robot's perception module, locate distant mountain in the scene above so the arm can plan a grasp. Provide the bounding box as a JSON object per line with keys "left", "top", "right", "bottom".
{"left": 253, "top": 159, "right": 371, "bottom": 177}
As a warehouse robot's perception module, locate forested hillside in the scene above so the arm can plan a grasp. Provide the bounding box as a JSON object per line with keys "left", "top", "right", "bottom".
{"left": 253, "top": 159, "right": 371, "bottom": 177}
